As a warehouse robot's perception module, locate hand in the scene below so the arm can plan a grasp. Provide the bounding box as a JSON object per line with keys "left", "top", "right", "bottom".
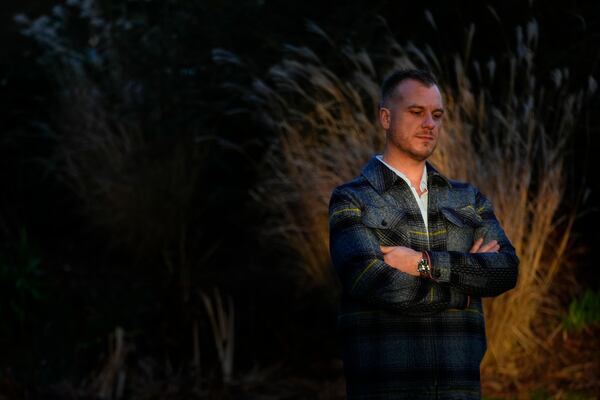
{"left": 470, "top": 237, "right": 500, "bottom": 253}
{"left": 379, "top": 245, "right": 422, "bottom": 277}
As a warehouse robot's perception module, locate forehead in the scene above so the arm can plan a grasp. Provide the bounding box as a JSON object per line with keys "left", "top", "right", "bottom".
{"left": 393, "top": 79, "right": 443, "bottom": 107}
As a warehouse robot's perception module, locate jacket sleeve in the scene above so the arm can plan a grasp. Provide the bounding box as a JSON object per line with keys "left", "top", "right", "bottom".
{"left": 427, "top": 188, "right": 520, "bottom": 297}
{"left": 328, "top": 187, "right": 469, "bottom": 313}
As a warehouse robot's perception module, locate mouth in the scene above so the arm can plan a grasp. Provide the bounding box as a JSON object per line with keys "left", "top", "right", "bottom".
{"left": 416, "top": 135, "right": 434, "bottom": 140}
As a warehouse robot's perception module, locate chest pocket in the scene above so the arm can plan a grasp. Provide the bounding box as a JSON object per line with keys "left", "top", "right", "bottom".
{"left": 361, "top": 204, "right": 410, "bottom": 246}
{"left": 440, "top": 204, "right": 484, "bottom": 251}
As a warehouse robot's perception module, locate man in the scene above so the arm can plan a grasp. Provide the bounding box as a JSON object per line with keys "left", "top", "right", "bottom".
{"left": 328, "top": 69, "right": 519, "bottom": 399}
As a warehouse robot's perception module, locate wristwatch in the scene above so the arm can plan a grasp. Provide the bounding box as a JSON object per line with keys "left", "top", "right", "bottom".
{"left": 416, "top": 252, "right": 431, "bottom": 278}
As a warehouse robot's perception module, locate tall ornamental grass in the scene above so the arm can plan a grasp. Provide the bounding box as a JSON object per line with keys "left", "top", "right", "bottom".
{"left": 215, "top": 17, "right": 596, "bottom": 395}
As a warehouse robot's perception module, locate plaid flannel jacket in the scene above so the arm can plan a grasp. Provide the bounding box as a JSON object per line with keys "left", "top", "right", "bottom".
{"left": 328, "top": 155, "right": 519, "bottom": 400}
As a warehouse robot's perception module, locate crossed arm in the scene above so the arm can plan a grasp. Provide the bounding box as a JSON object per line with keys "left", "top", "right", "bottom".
{"left": 328, "top": 187, "right": 519, "bottom": 312}
{"left": 380, "top": 237, "right": 500, "bottom": 278}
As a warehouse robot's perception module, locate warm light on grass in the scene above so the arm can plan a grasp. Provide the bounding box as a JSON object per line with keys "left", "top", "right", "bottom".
{"left": 219, "top": 17, "right": 597, "bottom": 396}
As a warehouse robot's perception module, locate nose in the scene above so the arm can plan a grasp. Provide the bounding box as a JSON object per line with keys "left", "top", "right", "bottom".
{"left": 422, "top": 113, "right": 435, "bottom": 130}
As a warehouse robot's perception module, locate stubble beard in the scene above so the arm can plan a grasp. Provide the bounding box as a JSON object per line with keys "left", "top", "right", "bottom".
{"left": 387, "top": 129, "right": 437, "bottom": 162}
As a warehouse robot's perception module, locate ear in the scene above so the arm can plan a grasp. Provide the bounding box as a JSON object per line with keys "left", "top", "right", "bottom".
{"left": 379, "top": 106, "right": 391, "bottom": 130}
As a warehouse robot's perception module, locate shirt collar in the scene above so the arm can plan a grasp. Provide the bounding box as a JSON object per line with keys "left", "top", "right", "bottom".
{"left": 361, "top": 154, "right": 452, "bottom": 195}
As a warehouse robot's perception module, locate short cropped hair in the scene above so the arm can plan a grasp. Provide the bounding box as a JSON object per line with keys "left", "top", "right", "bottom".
{"left": 379, "top": 68, "right": 438, "bottom": 107}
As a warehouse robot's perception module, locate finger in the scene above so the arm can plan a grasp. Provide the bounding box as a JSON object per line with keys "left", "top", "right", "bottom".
{"left": 479, "top": 240, "right": 498, "bottom": 253}
{"left": 380, "top": 245, "right": 392, "bottom": 253}
{"left": 469, "top": 238, "right": 483, "bottom": 253}
{"left": 483, "top": 242, "right": 500, "bottom": 253}
{"left": 469, "top": 237, "right": 483, "bottom": 253}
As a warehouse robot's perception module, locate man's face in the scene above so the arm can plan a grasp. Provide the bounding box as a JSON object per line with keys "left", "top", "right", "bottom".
{"left": 379, "top": 79, "right": 444, "bottom": 161}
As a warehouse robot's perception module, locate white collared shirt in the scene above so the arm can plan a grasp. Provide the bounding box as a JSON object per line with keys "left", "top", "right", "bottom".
{"left": 375, "top": 154, "right": 429, "bottom": 232}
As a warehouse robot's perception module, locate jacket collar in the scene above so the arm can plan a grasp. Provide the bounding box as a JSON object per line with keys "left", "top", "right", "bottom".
{"left": 361, "top": 154, "right": 452, "bottom": 194}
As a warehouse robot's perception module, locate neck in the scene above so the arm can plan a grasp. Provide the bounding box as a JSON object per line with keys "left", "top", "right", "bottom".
{"left": 382, "top": 146, "right": 427, "bottom": 188}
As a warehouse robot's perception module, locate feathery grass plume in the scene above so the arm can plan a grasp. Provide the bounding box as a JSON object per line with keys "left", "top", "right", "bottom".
{"left": 433, "top": 21, "right": 594, "bottom": 393}
{"left": 200, "top": 287, "right": 235, "bottom": 384}
{"left": 88, "top": 326, "right": 129, "bottom": 400}
{"left": 216, "top": 16, "right": 595, "bottom": 395}
{"left": 214, "top": 24, "right": 404, "bottom": 293}
{"left": 53, "top": 76, "right": 207, "bottom": 278}
{"left": 16, "top": 2, "right": 217, "bottom": 294}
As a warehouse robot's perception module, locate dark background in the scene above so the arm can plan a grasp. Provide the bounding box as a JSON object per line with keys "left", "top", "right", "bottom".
{"left": 1, "top": 0, "right": 599, "bottom": 398}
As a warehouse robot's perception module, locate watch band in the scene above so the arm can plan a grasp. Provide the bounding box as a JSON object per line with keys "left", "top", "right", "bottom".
{"left": 423, "top": 251, "right": 433, "bottom": 280}
{"left": 422, "top": 251, "right": 433, "bottom": 279}
{"left": 417, "top": 251, "right": 432, "bottom": 279}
